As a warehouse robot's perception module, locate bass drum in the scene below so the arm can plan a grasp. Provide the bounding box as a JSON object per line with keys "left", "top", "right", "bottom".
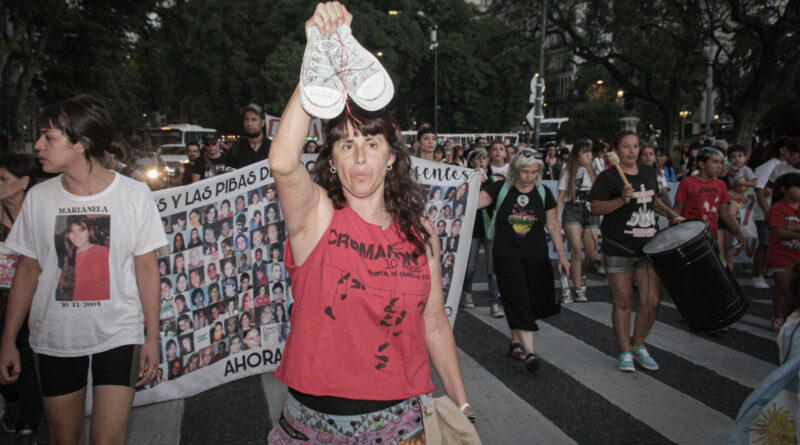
{"left": 642, "top": 220, "right": 748, "bottom": 332}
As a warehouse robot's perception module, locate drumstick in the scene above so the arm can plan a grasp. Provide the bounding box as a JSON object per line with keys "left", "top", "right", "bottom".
{"left": 606, "top": 152, "right": 629, "bottom": 186}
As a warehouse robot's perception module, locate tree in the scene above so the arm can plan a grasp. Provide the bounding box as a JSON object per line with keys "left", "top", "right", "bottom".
{"left": 706, "top": 0, "right": 800, "bottom": 149}
{"left": 547, "top": 0, "right": 708, "bottom": 153}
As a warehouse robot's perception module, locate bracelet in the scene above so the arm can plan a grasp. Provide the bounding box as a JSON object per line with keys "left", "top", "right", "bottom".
{"left": 460, "top": 402, "right": 471, "bottom": 412}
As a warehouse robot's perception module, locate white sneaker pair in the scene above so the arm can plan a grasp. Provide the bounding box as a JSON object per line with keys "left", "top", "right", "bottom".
{"left": 300, "top": 25, "right": 394, "bottom": 119}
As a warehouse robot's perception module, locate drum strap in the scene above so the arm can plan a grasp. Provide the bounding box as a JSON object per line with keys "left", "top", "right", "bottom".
{"left": 602, "top": 236, "right": 637, "bottom": 256}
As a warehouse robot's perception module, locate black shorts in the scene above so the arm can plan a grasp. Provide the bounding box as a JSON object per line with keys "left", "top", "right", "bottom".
{"left": 36, "top": 344, "right": 140, "bottom": 397}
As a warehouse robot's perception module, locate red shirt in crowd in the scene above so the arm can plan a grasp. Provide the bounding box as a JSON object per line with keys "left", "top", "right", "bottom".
{"left": 767, "top": 200, "right": 800, "bottom": 269}
{"left": 675, "top": 176, "right": 730, "bottom": 237}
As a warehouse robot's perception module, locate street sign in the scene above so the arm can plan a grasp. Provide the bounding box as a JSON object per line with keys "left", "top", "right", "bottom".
{"left": 526, "top": 107, "right": 535, "bottom": 126}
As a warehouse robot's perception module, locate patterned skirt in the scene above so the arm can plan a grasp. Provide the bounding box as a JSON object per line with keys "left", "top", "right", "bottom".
{"left": 268, "top": 392, "right": 426, "bottom": 444}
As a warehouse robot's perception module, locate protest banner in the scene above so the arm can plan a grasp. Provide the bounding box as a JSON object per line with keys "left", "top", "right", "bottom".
{"left": 132, "top": 155, "right": 480, "bottom": 407}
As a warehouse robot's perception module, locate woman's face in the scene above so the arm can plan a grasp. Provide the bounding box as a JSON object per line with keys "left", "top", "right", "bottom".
{"left": 242, "top": 294, "right": 252, "bottom": 310}
{"left": 250, "top": 193, "right": 260, "bottom": 205}
{"left": 190, "top": 229, "right": 199, "bottom": 242}
{"left": 506, "top": 146, "right": 516, "bottom": 160}
{"left": 437, "top": 221, "right": 446, "bottom": 235}
{"left": 547, "top": 145, "right": 557, "bottom": 157}
{"left": 223, "top": 261, "right": 234, "bottom": 278}
{"left": 174, "top": 234, "right": 184, "bottom": 250}
{"left": 245, "top": 329, "right": 260, "bottom": 349}
{"left": 33, "top": 127, "right": 85, "bottom": 173}
{"left": 171, "top": 360, "right": 181, "bottom": 376}
{"left": 271, "top": 248, "right": 280, "bottom": 261}
{"left": 209, "top": 286, "right": 220, "bottom": 302}
{"left": 656, "top": 152, "right": 668, "bottom": 167}
{"left": 639, "top": 147, "right": 656, "bottom": 166}
{"left": 470, "top": 154, "right": 487, "bottom": 170}
{"left": 329, "top": 125, "right": 396, "bottom": 203}
{"left": 177, "top": 275, "right": 188, "bottom": 291}
{"left": 615, "top": 135, "right": 640, "bottom": 168}
{"left": 235, "top": 196, "right": 245, "bottom": 212}
{"left": 220, "top": 202, "right": 230, "bottom": 215}
{"left": 190, "top": 271, "right": 201, "bottom": 288}
{"left": 159, "top": 261, "right": 168, "bottom": 275}
{"left": 193, "top": 292, "right": 204, "bottom": 307}
{"left": 0, "top": 168, "right": 28, "bottom": 201}
{"left": 205, "top": 206, "right": 217, "bottom": 223}
{"left": 189, "top": 211, "right": 201, "bottom": 227}
{"left": 444, "top": 255, "right": 454, "bottom": 269}
{"left": 432, "top": 188, "right": 442, "bottom": 201}
{"left": 241, "top": 314, "right": 251, "bottom": 330}
{"left": 260, "top": 307, "right": 273, "bottom": 324}
{"left": 189, "top": 248, "right": 201, "bottom": 265}
{"left": 67, "top": 222, "right": 90, "bottom": 249}
{"left": 230, "top": 336, "right": 241, "bottom": 353}
{"left": 204, "top": 228, "right": 216, "bottom": 243}
{"left": 266, "top": 207, "right": 277, "bottom": 221}
{"left": 167, "top": 343, "right": 177, "bottom": 359}
{"left": 213, "top": 324, "right": 224, "bottom": 341}
{"left": 175, "top": 255, "right": 185, "bottom": 270}
{"left": 455, "top": 184, "right": 467, "bottom": 200}
{"left": 305, "top": 142, "right": 318, "bottom": 153}
{"left": 275, "top": 304, "right": 285, "bottom": 318}
{"left": 258, "top": 286, "right": 267, "bottom": 297}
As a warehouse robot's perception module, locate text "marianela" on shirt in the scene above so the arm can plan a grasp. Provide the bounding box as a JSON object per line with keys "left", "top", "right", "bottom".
{"left": 58, "top": 206, "right": 109, "bottom": 214}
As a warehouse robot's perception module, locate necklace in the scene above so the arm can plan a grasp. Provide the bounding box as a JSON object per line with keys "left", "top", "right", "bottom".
{"left": 380, "top": 212, "right": 392, "bottom": 229}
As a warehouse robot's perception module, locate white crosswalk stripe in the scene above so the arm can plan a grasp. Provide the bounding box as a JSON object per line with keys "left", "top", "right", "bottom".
{"left": 111, "top": 286, "right": 779, "bottom": 445}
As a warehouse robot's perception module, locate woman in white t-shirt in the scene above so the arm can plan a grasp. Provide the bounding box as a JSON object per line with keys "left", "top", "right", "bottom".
{"left": 556, "top": 139, "right": 600, "bottom": 302}
{"left": 0, "top": 95, "right": 166, "bottom": 444}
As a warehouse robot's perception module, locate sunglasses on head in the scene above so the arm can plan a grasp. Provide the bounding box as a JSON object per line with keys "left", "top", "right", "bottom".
{"left": 519, "top": 149, "right": 537, "bottom": 158}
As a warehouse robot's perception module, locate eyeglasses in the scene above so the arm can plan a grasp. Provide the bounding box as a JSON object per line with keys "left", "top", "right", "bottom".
{"left": 186, "top": 149, "right": 200, "bottom": 154}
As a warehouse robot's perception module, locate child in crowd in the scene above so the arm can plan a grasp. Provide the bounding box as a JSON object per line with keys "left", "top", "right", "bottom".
{"left": 720, "top": 145, "right": 757, "bottom": 269}
{"left": 673, "top": 148, "right": 746, "bottom": 249}
{"left": 766, "top": 173, "right": 800, "bottom": 331}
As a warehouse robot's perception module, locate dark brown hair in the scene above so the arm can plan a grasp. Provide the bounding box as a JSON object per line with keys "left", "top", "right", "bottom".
{"left": 38, "top": 95, "right": 114, "bottom": 161}
{"left": 312, "top": 104, "right": 430, "bottom": 257}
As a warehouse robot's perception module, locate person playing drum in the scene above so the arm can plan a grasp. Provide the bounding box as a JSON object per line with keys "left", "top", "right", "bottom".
{"left": 587, "top": 131, "right": 681, "bottom": 372}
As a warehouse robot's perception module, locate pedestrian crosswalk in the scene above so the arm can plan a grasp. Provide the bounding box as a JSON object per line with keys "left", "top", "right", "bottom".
{"left": 32, "top": 274, "right": 779, "bottom": 445}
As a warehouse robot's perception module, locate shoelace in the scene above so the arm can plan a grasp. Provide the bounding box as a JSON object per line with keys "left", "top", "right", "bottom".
{"left": 329, "top": 28, "right": 377, "bottom": 122}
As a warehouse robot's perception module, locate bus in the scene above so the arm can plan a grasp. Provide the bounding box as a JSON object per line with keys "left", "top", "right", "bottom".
{"left": 145, "top": 124, "right": 217, "bottom": 151}
{"left": 400, "top": 132, "right": 520, "bottom": 149}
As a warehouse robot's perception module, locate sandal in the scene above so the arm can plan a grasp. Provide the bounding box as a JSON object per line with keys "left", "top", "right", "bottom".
{"left": 524, "top": 353, "right": 540, "bottom": 372}
{"left": 507, "top": 343, "right": 526, "bottom": 361}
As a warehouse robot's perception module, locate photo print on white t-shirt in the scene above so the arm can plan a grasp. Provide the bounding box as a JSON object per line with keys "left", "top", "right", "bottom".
{"left": 54, "top": 214, "right": 111, "bottom": 302}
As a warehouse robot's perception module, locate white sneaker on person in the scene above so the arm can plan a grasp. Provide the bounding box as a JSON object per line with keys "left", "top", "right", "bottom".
{"left": 327, "top": 25, "right": 394, "bottom": 110}
{"left": 751, "top": 275, "right": 769, "bottom": 289}
{"left": 574, "top": 287, "right": 588, "bottom": 302}
{"left": 299, "top": 26, "right": 346, "bottom": 119}
{"left": 461, "top": 293, "right": 475, "bottom": 308}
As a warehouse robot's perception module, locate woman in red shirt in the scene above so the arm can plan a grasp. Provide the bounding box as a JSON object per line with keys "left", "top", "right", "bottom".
{"left": 267, "top": 3, "right": 471, "bottom": 443}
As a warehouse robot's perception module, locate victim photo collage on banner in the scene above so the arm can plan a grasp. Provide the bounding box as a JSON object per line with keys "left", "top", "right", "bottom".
{"left": 133, "top": 154, "right": 480, "bottom": 406}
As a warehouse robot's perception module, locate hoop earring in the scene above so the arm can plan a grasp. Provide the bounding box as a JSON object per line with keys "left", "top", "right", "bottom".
{"left": 330, "top": 166, "right": 337, "bottom": 174}
{"left": 387, "top": 165, "right": 393, "bottom": 171}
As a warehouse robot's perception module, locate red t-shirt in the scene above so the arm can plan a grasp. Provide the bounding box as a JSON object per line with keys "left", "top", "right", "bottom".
{"left": 767, "top": 200, "right": 800, "bottom": 268}
{"left": 275, "top": 205, "right": 435, "bottom": 400}
{"left": 675, "top": 176, "right": 730, "bottom": 236}
{"left": 74, "top": 244, "right": 110, "bottom": 301}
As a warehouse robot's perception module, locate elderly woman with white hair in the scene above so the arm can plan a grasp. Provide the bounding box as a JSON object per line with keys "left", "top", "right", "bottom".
{"left": 478, "top": 149, "right": 570, "bottom": 373}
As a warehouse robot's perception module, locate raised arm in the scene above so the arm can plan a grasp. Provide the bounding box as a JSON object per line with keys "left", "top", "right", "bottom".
{"left": 268, "top": 4, "right": 351, "bottom": 265}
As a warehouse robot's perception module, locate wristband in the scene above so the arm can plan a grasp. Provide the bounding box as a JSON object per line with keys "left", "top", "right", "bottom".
{"left": 460, "top": 402, "right": 471, "bottom": 412}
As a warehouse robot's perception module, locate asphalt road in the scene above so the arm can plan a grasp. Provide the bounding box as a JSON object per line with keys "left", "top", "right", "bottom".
{"left": 3, "top": 261, "right": 780, "bottom": 445}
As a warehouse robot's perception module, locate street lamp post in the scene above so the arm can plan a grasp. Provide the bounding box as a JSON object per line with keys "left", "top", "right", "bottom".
{"left": 679, "top": 110, "right": 689, "bottom": 141}
{"left": 389, "top": 10, "right": 438, "bottom": 132}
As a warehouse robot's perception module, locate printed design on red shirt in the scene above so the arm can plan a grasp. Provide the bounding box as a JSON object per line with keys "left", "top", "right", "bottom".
{"left": 322, "top": 228, "right": 429, "bottom": 371}
{"left": 779, "top": 215, "right": 800, "bottom": 250}
{"left": 54, "top": 212, "right": 110, "bottom": 302}
{"left": 625, "top": 184, "right": 657, "bottom": 238}
{"left": 508, "top": 194, "right": 537, "bottom": 236}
